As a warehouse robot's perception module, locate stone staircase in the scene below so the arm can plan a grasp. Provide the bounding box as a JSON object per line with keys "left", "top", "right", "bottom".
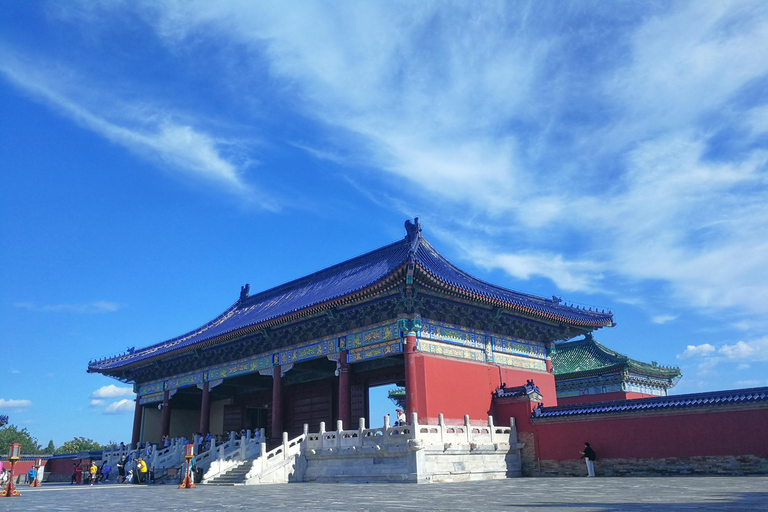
{"left": 204, "top": 460, "right": 254, "bottom": 486}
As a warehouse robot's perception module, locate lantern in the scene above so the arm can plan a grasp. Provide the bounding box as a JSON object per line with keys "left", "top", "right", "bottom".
{"left": 7, "top": 443, "right": 20, "bottom": 460}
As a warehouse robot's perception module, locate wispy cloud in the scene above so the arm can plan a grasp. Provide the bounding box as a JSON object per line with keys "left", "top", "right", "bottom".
{"left": 90, "top": 385, "right": 134, "bottom": 399}
{"left": 104, "top": 399, "right": 135, "bottom": 415}
{"left": 89, "top": 399, "right": 106, "bottom": 407}
{"left": 652, "top": 315, "right": 678, "bottom": 325}
{"left": 677, "top": 344, "right": 716, "bottom": 360}
{"left": 116, "top": 1, "right": 768, "bottom": 322}
{"left": 0, "top": 398, "right": 32, "bottom": 408}
{"left": 15, "top": 301, "right": 124, "bottom": 314}
{"left": 0, "top": 49, "right": 274, "bottom": 205}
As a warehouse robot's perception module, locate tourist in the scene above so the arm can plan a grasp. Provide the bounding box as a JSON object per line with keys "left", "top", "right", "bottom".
{"left": 580, "top": 442, "right": 596, "bottom": 477}
{"left": 138, "top": 458, "right": 148, "bottom": 484}
{"left": 27, "top": 466, "right": 37, "bottom": 484}
{"left": 89, "top": 461, "right": 98, "bottom": 485}
{"left": 101, "top": 462, "right": 111, "bottom": 482}
{"left": 70, "top": 462, "right": 79, "bottom": 484}
{"left": 395, "top": 408, "right": 406, "bottom": 426}
{"left": 116, "top": 456, "right": 126, "bottom": 483}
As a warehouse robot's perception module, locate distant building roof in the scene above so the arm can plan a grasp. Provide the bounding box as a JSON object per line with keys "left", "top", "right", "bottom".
{"left": 532, "top": 387, "right": 768, "bottom": 419}
{"left": 552, "top": 335, "right": 681, "bottom": 381}
{"left": 89, "top": 219, "right": 614, "bottom": 374}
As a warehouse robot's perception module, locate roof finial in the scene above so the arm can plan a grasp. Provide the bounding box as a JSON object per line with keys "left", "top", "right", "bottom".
{"left": 240, "top": 283, "right": 250, "bottom": 302}
{"left": 404, "top": 217, "right": 421, "bottom": 244}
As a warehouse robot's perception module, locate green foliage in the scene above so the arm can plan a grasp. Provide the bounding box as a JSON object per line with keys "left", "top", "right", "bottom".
{"left": 0, "top": 425, "right": 43, "bottom": 455}
{"left": 44, "top": 440, "right": 56, "bottom": 454}
{"left": 57, "top": 437, "right": 102, "bottom": 454}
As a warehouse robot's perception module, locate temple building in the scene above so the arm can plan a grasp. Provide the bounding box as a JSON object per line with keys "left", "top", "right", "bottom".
{"left": 551, "top": 334, "right": 681, "bottom": 405}
{"left": 88, "top": 219, "right": 614, "bottom": 447}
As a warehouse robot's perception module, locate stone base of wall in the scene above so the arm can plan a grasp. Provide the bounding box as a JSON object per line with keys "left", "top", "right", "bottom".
{"left": 532, "top": 455, "right": 768, "bottom": 477}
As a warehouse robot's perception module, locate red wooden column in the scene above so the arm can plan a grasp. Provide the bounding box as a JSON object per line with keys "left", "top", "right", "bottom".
{"left": 337, "top": 350, "right": 351, "bottom": 428}
{"left": 198, "top": 381, "right": 211, "bottom": 435}
{"left": 160, "top": 390, "right": 171, "bottom": 438}
{"left": 403, "top": 330, "right": 420, "bottom": 419}
{"left": 131, "top": 398, "right": 143, "bottom": 448}
{"left": 271, "top": 365, "right": 283, "bottom": 440}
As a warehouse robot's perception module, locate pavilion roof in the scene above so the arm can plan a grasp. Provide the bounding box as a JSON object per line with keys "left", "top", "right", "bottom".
{"left": 532, "top": 387, "right": 768, "bottom": 419}
{"left": 551, "top": 335, "right": 681, "bottom": 380}
{"left": 88, "top": 220, "right": 614, "bottom": 374}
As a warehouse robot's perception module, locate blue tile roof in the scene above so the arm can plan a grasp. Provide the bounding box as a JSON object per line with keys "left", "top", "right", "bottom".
{"left": 89, "top": 224, "right": 614, "bottom": 373}
{"left": 532, "top": 387, "right": 768, "bottom": 419}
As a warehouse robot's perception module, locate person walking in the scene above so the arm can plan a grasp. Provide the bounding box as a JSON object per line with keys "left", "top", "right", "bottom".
{"left": 580, "top": 442, "right": 597, "bottom": 477}
{"left": 89, "top": 461, "right": 98, "bottom": 485}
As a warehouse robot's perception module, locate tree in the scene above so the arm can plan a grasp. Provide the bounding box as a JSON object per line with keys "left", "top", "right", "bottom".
{"left": 57, "top": 437, "right": 102, "bottom": 454}
{"left": 44, "top": 440, "right": 56, "bottom": 454}
{"left": 0, "top": 425, "right": 42, "bottom": 455}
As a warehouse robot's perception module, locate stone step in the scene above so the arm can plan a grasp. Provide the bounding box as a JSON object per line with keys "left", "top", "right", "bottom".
{"left": 207, "top": 460, "right": 254, "bottom": 485}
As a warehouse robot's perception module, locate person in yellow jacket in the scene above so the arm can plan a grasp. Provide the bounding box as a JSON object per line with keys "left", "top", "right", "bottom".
{"left": 89, "top": 462, "right": 98, "bottom": 485}
{"left": 137, "top": 458, "right": 148, "bottom": 484}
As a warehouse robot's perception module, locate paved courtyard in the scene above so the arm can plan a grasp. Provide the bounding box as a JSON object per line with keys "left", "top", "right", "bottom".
{"left": 2, "top": 477, "right": 766, "bottom": 511}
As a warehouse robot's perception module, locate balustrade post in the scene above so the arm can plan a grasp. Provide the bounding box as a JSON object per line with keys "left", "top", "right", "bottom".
{"left": 303, "top": 424, "right": 309, "bottom": 437}
{"left": 509, "top": 417, "right": 518, "bottom": 445}
{"left": 282, "top": 432, "right": 289, "bottom": 460}
{"left": 240, "top": 434, "right": 246, "bottom": 460}
{"left": 464, "top": 414, "right": 471, "bottom": 444}
{"left": 488, "top": 415, "right": 496, "bottom": 444}
{"left": 438, "top": 413, "right": 445, "bottom": 444}
{"left": 359, "top": 417, "right": 365, "bottom": 438}
{"left": 259, "top": 442, "right": 267, "bottom": 471}
{"left": 384, "top": 415, "right": 390, "bottom": 429}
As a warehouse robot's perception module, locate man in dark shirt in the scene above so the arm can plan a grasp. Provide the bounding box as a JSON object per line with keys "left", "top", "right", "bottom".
{"left": 580, "top": 442, "right": 596, "bottom": 477}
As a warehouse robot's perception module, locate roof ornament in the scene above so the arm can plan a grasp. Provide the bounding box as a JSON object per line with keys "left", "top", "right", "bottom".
{"left": 239, "top": 283, "right": 250, "bottom": 302}
{"left": 551, "top": 295, "right": 562, "bottom": 304}
{"left": 404, "top": 217, "right": 421, "bottom": 245}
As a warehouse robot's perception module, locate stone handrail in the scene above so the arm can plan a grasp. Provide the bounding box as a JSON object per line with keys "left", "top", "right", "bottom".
{"left": 200, "top": 429, "right": 265, "bottom": 482}
{"left": 244, "top": 430, "right": 306, "bottom": 482}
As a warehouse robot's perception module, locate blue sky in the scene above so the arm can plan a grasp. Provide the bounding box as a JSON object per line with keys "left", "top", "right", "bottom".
{"left": 2, "top": 1, "right": 767, "bottom": 447}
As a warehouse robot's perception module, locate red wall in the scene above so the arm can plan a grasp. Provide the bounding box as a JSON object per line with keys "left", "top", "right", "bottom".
{"left": 414, "top": 351, "right": 557, "bottom": 424}
{"left": 524, "top": 408, "right": 768, "bottom": 460}
{"left": 556, "top": 391, "right": 654, "bottom": 406}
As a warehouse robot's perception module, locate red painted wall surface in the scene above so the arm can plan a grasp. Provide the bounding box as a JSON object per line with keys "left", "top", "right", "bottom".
{"left": 0, "top": 460, "right": 47, "bottom": 480}
{"left": 556, "top": 391, "right": 655, "bottom": 406}
{"left": 414, "top": 351, "right": 557, "bottom": 424}
{"left": 525, "top": 408, "right": 768, "bottom": 460}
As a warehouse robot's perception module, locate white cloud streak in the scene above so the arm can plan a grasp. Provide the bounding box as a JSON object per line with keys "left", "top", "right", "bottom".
{"left": 90, "top": 385, "right": 134, "bottom": 399}
{"left": 0, "top": 50, "right": 267, "bottom": 202}
{"left": 15, "top": 301, "right": 124, "bottom": 314}
{"left": 0, "top": 398, "right": 32, "bottom": 408}
{"left": 104, "top": 399, "right": 135, "bottom": 415}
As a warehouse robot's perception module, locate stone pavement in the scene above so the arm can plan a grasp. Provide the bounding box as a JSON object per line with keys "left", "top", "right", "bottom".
{"left": 1, "top": 477, "right": 766, "bottom": 511}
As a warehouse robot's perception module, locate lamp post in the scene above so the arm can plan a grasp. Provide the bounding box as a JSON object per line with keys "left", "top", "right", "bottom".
{"left": 29, "top": 457, "right": 42, "bottom": 487}
{"left": 1, "top": 442, "right": 21, "bottom": 497}
{"left": 178, "top": 443, "right": 196, "bottom": 489}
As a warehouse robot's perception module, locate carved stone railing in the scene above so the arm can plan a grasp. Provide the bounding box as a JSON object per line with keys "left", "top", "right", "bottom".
{"left": 243, "top": 430, "right": 306, "bottom": 483}
{"left": 200, "top": 429, "right": 265, "bottom": 482}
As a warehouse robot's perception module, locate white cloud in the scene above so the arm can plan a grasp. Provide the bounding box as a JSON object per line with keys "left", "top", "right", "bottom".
{"left": 719, "top": 337, "right": 768, "bottom": 361}
{"left": 104, "top": 399, "right": 135, "bottom": 415}
{"left": 734, "top": 380, "right": 763, "bottom": 388}
{"left": 89, "top": 399, "right": 106, "bottom": 407}
{"left": 652, "top": 315, "right": 678, "bottom": 325}
{"left": 14, "top": 301, "right": 124, "bottom": 314}
{"left": 677, "top": 344, "right": 716, "bottom": 359}
{"left": 0, "top": 399, "right": 32, "bottom": 408}
{"left": 10, "top": 370, "right": 20, "bottom": 374}
{"left": 90, "top": 385, "right": 134, "bottom": 399}
{"left": 0, "top": 50, "right": 272, "bottom": 205}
